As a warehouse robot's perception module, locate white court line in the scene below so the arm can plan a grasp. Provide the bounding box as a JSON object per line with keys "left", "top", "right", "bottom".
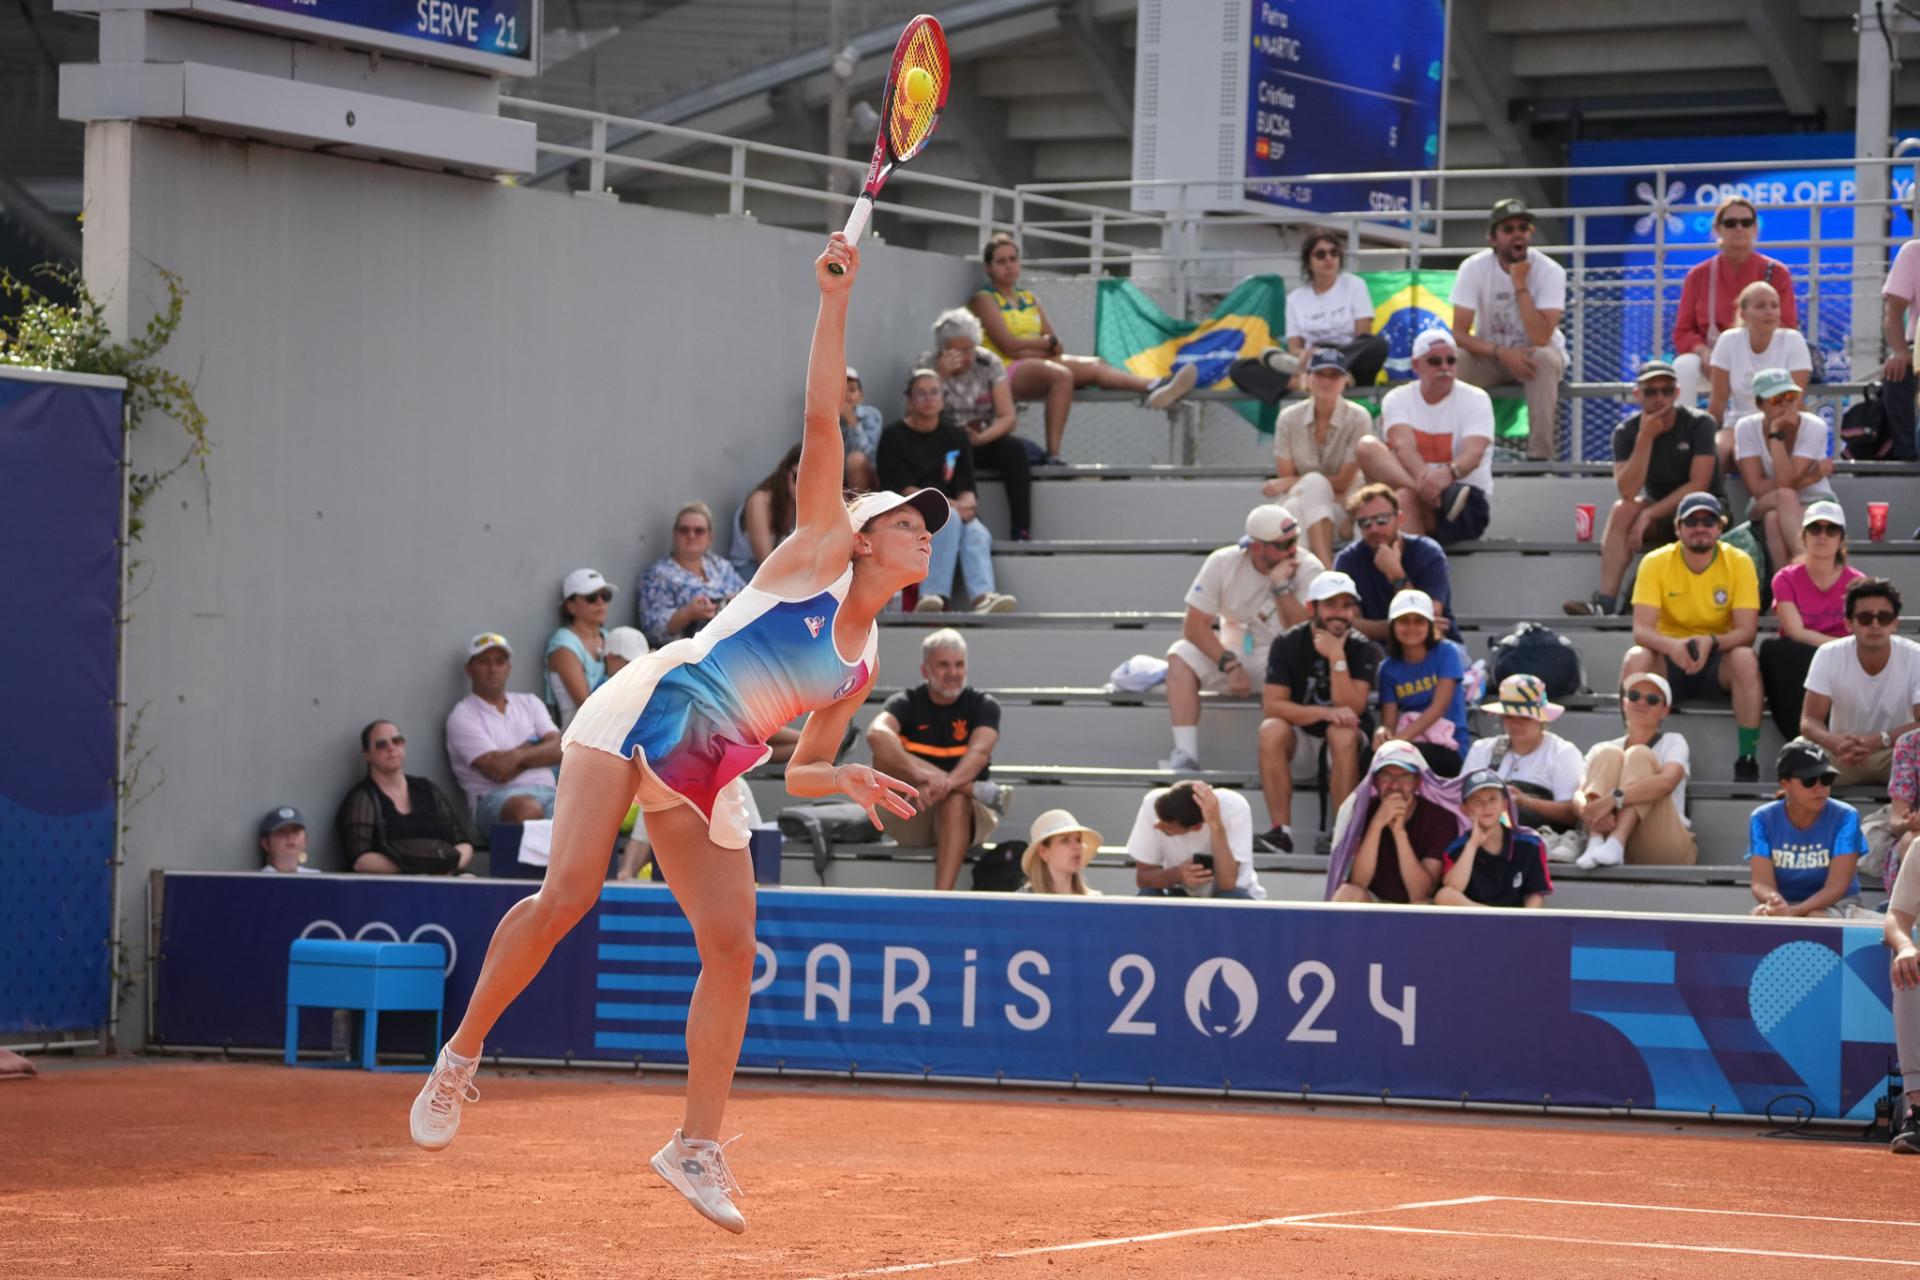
{"left": 1291, "top": 1221, "right": 1920, "bottom": 1268}
{"left": 795, "top": 1198, "right": 1497, "bottom": 1280}
{"left": 1494, "top": 1196, "right": 1920, "bottom": 1230}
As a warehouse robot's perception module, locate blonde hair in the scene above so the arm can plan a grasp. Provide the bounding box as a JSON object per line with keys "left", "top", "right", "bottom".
{"left": 1733, "top": 280, "right": 1780, "bottom": 327}
{"left": 672, "top": 501, "right": 715, "bottom": 531}
{"left": 1027, "top": 834, "right": 1091, "bottom": 895}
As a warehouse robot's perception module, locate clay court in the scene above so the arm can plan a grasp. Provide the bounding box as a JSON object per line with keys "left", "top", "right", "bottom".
{"left": 8, "top": 1060, "right": 1915, "bottom": 1278}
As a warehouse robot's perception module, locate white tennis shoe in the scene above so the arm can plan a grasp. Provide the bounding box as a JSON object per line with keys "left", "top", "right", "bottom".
{"left": 652, "top": 1130, "right": 747, "bottom": 1233}
{"left": 409, "top": 1049, "right": 480, "bottom": 1151}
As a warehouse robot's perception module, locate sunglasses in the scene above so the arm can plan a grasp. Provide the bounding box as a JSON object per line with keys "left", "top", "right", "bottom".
{"left": 1678, "top": 513, "right": 1722, "bottom": 529}
{"left": 1853, "top": 609, "right": 1898, "bottom": 627}
{"left": 1639, "top": 382, "right": 1677, "bottom": 398}
{"left": 1762, "top": 392, "right": 1801, "bottom": 407}
{"left": 1624, "top": 689, "right": 1665, "bottom": 707}
{"left": 1256, "top": 537, "right": 1299, "bottom": 553}
{"left": 674, "top": 524, "right": 709, "bottom": 536}
{"left": 573, "top": 589, "right": 613, "bottom": 603}
{"left": 1355, "top": 512, "right": 1396, "bottom": 530}
{"left": 372, "top": 734, "right": 406, "bottom": 750}
{"left": 1718, "top": 216, "right": 1756, "bottom": 229}
{"left": 1311, "top": 247, "right": 1341, "bottom": 260}
{"left": 1423, "top": 355, "right": 1458, "bottom": 367}
{"left": 1804, "top": 522, "right": 1842, "bottom": 537}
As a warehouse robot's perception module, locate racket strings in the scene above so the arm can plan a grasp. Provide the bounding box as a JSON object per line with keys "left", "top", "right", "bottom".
{"left": 887, "top": 28, "right": 946, "bottom": 159}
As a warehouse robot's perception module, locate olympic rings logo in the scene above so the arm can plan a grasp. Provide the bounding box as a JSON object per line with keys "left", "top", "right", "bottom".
{"left": 299, "top": 919, "right": 459, "bottom": 977}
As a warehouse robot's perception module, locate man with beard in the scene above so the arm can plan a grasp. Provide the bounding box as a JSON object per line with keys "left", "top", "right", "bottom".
{"left": 1624, "top": 491, "right": 1763, "bottom": 782}
{"left": 1450, "top": 198, "right": 1569, "bottom": 460}
{"left": 1355, "top": 329, "right": 1495, "bottom": 544}
{"left": 1257, "top": 571, "right": 1381, "bottom": 852}
{"left": 1327, "top": 740, "right": 1466, "bottom": 904}
{"left": 1161, "top": 503, "right": 1324, "bottom": 773}
{"left": 1331, "top": 482, "right": 1453, "bottom": 644}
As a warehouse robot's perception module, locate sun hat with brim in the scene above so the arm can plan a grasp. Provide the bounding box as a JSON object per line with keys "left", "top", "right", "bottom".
{"left": 1801, "top": 499, "right": 1847, "bottom": 531}
{"left": 1750, "top": 367, "right": 1799, "bottom": 401}
{"left": 1368, "top": 740, "right": 1427, "bottom": 776}
{"left": 1021, "top": 809, "right": 1103, "bottom": 879}
{"left": 1479, "top": 672, "right": 1564, "bottom": 722}
{"left": 1622, "top": 670, "right": 1673, "bottom": 702}
{"left": 847, "top": 488, "right": 951, "bottom": 534}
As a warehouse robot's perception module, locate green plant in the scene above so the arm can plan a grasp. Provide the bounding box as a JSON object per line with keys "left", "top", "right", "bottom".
{"left": 0, "top": 263, "right": 210, "bottom": 540}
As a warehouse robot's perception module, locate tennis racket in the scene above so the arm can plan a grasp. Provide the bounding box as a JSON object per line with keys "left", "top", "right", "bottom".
{"left": 827, "top": 13, "right": 950, "bottom": 274}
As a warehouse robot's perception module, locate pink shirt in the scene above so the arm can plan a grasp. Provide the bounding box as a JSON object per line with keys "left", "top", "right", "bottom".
{"left": 1884, "top": 240, "right": 1920, "bottom": 342}
{"left": 445, "top": 691, "right": 559, "bottom": 808}
{"left": 1771, "top": 562, "right": 1865, "bottom": 638}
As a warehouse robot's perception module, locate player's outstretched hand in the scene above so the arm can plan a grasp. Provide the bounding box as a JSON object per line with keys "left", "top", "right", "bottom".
{"left": 835, "top": 762, "right": 918, "bottom": 828}
{"left": 817, "top": 233, "right": 859, "bottom": 293}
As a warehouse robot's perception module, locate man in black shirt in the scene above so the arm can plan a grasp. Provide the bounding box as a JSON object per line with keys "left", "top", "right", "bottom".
{"left": 866, "top": 628, "right": 1008, "bottom": 889}
{"left": 1256, "top": 570, "right": 1382, "bottom": 852}
{"left": 876, "top": 369, "right": 1016, "bottom": 614}
{"left": 1565, "top": 359, "right": 1720, "bottom": 616}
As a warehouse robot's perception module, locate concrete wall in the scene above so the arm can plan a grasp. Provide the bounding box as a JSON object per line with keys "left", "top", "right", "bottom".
{"left": 82, "top": 123, "right": 978, "bottom": 1042}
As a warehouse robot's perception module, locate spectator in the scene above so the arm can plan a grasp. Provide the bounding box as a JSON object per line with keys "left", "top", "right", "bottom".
{"left": 336, "top": 719, "right": 474, "bottom": 875}
{"left": 638, "top": 501, "right": 748, "bottom": 648}
{"left": 1881, "top": 814, "right": 1920, "bottom": 1152}
{"left": 545, "top": 568, "right": 613, "bottom": 732}
{"left": 877, "top": 369, "right": 1017, "bottom": 614}
{"left": 1733, "top": 368, "right": 1837, "bottom": 569}
{"left": 1883, "top": 236, "right": 1920, "bottom": 459}
{"left": 1354, "top": 329, "right": 1494, "bottom": 544}
{"left": 728, "top": 443, "right": 801, "bottom": 576}
{"left": 1258, "top": 570, "right": 1380, "bottom": 853}
{"left": 1326, "top": 740, "right": 1465, "bottom": 904}
{"left": 1748, "top": 738, "right": 1867, "bottom": 918}
{"left": 968, "top": 232, "right": 1195, "bottom": 461}
{"left": 1331, "top": 483, "right": 1452, "bottom": 643}
{"left": 1576, "top": 672, "right": 1696, "bottom": 868}
{"left": 1020, "top": 809, "right": 1102, "bottom": 896}
{"left": 865, "top": 629, "right": 1008, "bottom": 891}
{"left": 1376, "top": 589, "right": 1468, "bottom": 777}
{"left": 1282, "top": 228, "right": 1390, "bottom": 387}
{"left": 1800, "top": 578, "right": 1920, "bottom": 787}
{"left": 1624, "top": 491, "right": 1763, "bottom": 782}
{"left": 920, "top": 308, "right": 1034, "bottom": 537}
{"left": 257, "top": 806, "right": 318, "bottom": 874}
{"left": 840, "top": 367, "right": 883, "bottom": 491}
{"left": 1758, "top": 500, "right": 1863, "bottom": 737}
{"left": 1706, "top": 280, "right": 1811, "bottom": 471}
{"left": 1162, "top": 502, "right": 1323, "bottom": 773}
{"left": 1267, "top": 349, "right": 1372, "bottom": 566}
{"left": 1463, "top": 674, "right": 1587, "bottom": 862}
{"left": 1450, "top": 198, "right": 1569, "bottom": 461}
{"left": 1671, "top": 197, "right": 1799, "bottom": 407}
{"left": 604, "top": 625, "right": 649, "bottom": 678}
{"left": 1126, "top": 780, "right": 1265, "bottom": 900}
{"left": 1435, "top": 770, "right": 1551, "bottom": 909}
{"left": 1563, "top": 359, "right": 1719, "bottom": 617}
{"left": 445, "top": 632, "right": 562, "bottom": 828}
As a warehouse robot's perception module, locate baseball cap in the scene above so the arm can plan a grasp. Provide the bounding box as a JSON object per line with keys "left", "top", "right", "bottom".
{"left": 605, "top": 626, "right": 649, "bottom": 662}
{"left": 1306, "top": 348, "right": 1349, "bottom": 376}
{"left": 1368, "top": 740, "right": 1426, "bottom": 776}
{"left": 1622, "top": 670, "right": 1673, "bottom": 702}
{"left": 1411, "top": 328, "right": 1455, "bottom": 362}
{"left": 1461, "top": 768, "right": 1507, "bottom": 799}
{"left": 1388, "top": 588, "right": 1435, "bottom": 622}
{"left": 1751, "top": 367, "right": 1799, "bottom": 400}
{"left": 562, "top": 567, "right": 614, "bottom": 601}
{"left": 1675, "top": 491, "right": 1725, "bottom": 523}
{"left": 1801, "top": 500, "right": 1847, "bottom": 531}
{"left": 1775, "top": 737, "right": 1838, "bottom": 783}
{"left": 1489, "top": 197, "right": 1534, "bottom": 226}
{"left": 258, "top": 806, "right": 305, "bottom": 838}
{"left": 467, "top": 631, "right": 513, "bottom": 659}
{"left": 845, "top": 367, "right": 862, "bottom": 383}
{"left": 1635, "top": 359, "right": 1679, "bottom": 384}
{"left": 1306, "top": 570, "right": 1360, "bottom": 604}
{"left": 1480, "top": 672, "right": 1564, "bottom": 722}
{"left": 1245, "top": 503, "right": 1300, "bottom": 543}
{"left": 846, "top": 488, "right": 951, "bottom": 534}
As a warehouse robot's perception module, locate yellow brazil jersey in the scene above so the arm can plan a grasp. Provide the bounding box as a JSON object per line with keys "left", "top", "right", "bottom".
{"left": 976, "top": 286, "right": 1042, "bottom": 358}
{"left": 1630, "top": 540, "right": 1760, "bottom": 638}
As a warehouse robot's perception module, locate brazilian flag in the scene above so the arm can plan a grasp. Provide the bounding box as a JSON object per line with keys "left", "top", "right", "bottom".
{"left": 1094, "top": 275, "right": 1288, "bottom": 430}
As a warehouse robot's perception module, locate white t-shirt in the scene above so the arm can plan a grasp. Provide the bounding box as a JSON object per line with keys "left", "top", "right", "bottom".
{"left": 1125, "top": 786, "right": 1265, "bottom": 898}
{"left": 1731, "top": 411, "right": 1836, "bottom": 500}
{"left": 1805, "top": 637, "right": 1920, "bottom": 736}
{"left": 445, "top": 691, "right": 560, "bottom": 809}
{"left": 1584, "top": 733, "right": 1692, "bottom": 829}
{"left": 1462, "top": 732, "right": 1585, "bottom": 801}
{"left": 1184, "top": 543, "right": 1326, "bottom": 658}
{"left": 1286, "top": 273, "right": 1374, "bottom": 349}
{"left": 1883, "top": 239, "right": 1920, "bottom": 342}
{"left": 1708, "top": 326, "right": 1812, "bottom": 424}
{"left": 1379, "top": 380, "right": 1496, "bottom": 496}
{"left": 1449, "top": 248, "right": 1568, "bottom": 355}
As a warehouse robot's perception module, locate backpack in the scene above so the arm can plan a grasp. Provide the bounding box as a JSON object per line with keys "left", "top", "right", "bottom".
{"left": 972, "top": 841, "right": 1027, "bottom": 892}
{"left": 777, "top": 801, "right": 887, "bottom": 876}
{"left": 1487, "top": 622, "right": 1585, "bottom": 700}
{"left": 1840, "top": 383, "right": 1895, "bottom": 461}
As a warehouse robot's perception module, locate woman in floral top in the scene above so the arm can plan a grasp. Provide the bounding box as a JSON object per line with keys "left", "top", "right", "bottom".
{"left": 636, "top": 501, "right": 748, "bottom": 648}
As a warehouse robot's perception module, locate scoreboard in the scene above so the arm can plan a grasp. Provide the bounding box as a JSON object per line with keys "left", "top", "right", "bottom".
{"left": 180, "top": 0, "right": 537, "bottom": 76}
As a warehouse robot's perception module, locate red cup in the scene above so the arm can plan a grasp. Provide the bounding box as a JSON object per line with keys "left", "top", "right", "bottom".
{"left": 1869, "top": 502, "right": 1890, "bottom": 543}
{"left": 1574, "top": 503, "right": 1596, "bottom": 542}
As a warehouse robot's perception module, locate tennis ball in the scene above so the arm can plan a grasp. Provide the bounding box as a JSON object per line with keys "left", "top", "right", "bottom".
{"left": 903, "top": 66, "right": 934, "bottom": 106}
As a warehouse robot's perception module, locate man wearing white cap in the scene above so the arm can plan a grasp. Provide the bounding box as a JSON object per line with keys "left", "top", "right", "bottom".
{"left": 1576, "top": 670, "right": 1696, "bottom": 868}
{"left": 1462, "top": 673, "right": 1588, "bottom": 861}
{"left": 1258, "top": 569, "right": 1381, "bottom": 852}
{"left": 1161, "top": 503, "right": 1324, "bottom": 773}
{"left": 1354, "top": 328, "right": 1495, "bottom": 545}
{"left": 445, "top": 632, "right": 563, "bottom": 829}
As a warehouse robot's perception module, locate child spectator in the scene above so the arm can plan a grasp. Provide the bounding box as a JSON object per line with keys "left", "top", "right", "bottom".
{"left": 1435, "top": 770, "right": 1550, "bottom": 909}
{"left": 840, "top": 368, "right": 883, "bottom": 491}
{"left": 1375, "top": 588, "right": 1467, "bottom": 777}
{"left": 256, "top": 807, "right": 318, "bottom": 874}
{"left": 1463, "top": 674, "right": 1586, "bottom": 863}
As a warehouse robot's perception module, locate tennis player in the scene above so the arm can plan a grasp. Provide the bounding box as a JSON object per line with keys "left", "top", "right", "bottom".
{"left": 409, "top": 233, "right": 940, "bottom": 1233}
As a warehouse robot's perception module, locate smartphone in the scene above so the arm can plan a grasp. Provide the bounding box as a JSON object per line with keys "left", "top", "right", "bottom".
{"left": 1191, "top": 853, "right": 1215, "bottom": 871}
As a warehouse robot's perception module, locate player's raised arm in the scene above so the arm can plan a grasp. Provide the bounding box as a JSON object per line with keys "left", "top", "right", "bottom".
{"left": 796, "top": 235, "right": 858, "bottom": 531}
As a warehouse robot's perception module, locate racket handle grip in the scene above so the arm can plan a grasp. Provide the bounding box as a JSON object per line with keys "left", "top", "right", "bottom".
{"left": 827, "top": 196, "right": 874, "bottom": 274}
